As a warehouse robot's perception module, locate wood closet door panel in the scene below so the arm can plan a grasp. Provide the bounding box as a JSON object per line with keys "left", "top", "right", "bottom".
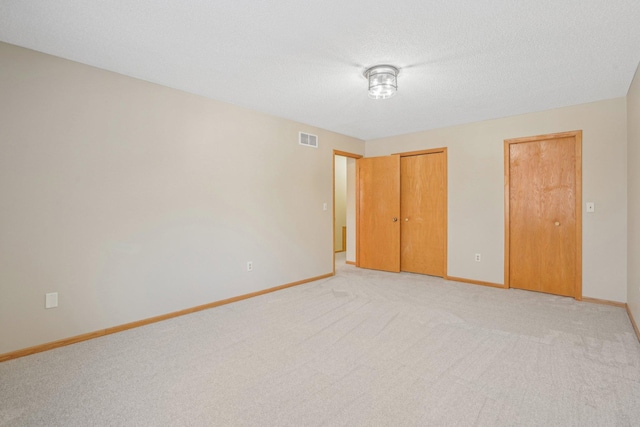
{"left": 400, "top": 153, "right": 446, "bottom": 277}
{"left": 357, "top": 156, "right": 400, "bottom": 272}
{"left": 509, "top": 136, "right": 578, "bottom": 297}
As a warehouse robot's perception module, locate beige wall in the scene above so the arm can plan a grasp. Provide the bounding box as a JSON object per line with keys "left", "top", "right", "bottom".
{"left": 346, "top": 158, "right": 356, "bottom": 262}
{"left": 0, "top": 42, "right": 364, "bottom": 354}
{"left": 1, "top": 40, "right": 634, "bottom": 355}
{"left": 334, "top": 156, "right": 347, "bottom": 251}
{"left": 628, "top": 63, "right": 640, "bottom": 325}
{"left": 366, "top": 98, "right": 628, "bottom": 302}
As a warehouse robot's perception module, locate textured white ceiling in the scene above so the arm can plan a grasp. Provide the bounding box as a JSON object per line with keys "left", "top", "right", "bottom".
{"left": 1, "top": 0, "right": 639, "bottom": 140}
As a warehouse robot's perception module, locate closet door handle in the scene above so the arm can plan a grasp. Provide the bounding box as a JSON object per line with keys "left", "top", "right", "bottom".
{"left": 392, "top": 217, "right": 398, "bottom": 222}
{"left": 405, "top": 218, "right": 409, "bottom": 222}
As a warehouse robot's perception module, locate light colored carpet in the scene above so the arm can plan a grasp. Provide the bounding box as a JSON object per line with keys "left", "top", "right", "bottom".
{"left": 1, "top": 257, "right": 639, "bottom": 426}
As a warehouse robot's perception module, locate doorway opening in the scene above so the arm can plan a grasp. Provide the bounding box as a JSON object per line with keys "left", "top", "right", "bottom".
{"left": 333, "top": 150, "right": 362, "bottom": 274}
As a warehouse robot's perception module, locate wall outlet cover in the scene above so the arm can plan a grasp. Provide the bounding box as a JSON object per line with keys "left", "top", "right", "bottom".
{"left": 45, "top": 292, "right": 58, "bottom": 309}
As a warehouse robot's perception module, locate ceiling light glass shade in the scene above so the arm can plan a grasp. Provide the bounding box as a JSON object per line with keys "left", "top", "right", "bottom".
{"left": 364, "top": 65, "right": 399, "bottom": 99}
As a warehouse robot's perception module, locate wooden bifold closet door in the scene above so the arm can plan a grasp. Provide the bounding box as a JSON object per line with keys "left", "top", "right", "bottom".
{"left": 356, "top": 155, "right": 401, "bottom": 272}
{"left": 400, "top": 153, "right": 446, "bottom": 276}
{"left": 357, "top": 149, "right": 447, "bottom": 277}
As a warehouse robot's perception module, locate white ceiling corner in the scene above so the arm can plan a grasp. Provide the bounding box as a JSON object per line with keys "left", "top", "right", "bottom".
{"left": 1, "top": 0, "right": 639, "bottom": 140}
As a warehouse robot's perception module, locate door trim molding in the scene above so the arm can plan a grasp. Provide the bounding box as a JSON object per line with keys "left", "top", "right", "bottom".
{"left": 504, "top": 130, "right": 582, "bottom": 299}
{"left": 333, "top": 150, "right": 362, "bottom": 274}
{"left": 334, "top": 150, "right": 362, "bottom": 158}
{"left": 393, "top": 147, "right": 446, "bottom": 157}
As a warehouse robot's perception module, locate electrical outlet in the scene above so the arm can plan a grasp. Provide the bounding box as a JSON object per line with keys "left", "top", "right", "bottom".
{"left": 45, "top": 292, "right": 58, "bottom": 309}
{"left": 247, "top": 261, "right": 253, "bottom": 272}
{"left": 475, "top": 253, "right": 481, "bottom": 262}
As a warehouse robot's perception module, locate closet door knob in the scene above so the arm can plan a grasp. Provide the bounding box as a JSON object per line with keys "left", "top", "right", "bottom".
{"left": 554, "top": 221, "right": 560, "bottom": 226}
{"left": 405, "top": 218, "right": 409, "bottom": 222}
{"left": 392, "top": 217, "right": 398, "bottom": 222}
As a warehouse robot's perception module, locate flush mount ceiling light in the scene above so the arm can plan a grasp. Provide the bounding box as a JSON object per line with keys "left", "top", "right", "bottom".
{"left": 363, "top": 65, "right": 400, "bottom": 99}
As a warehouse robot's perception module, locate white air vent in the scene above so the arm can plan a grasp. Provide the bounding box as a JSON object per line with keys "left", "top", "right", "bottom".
{"left": 299, "top": 132, "right": 318, "bottom": 148}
